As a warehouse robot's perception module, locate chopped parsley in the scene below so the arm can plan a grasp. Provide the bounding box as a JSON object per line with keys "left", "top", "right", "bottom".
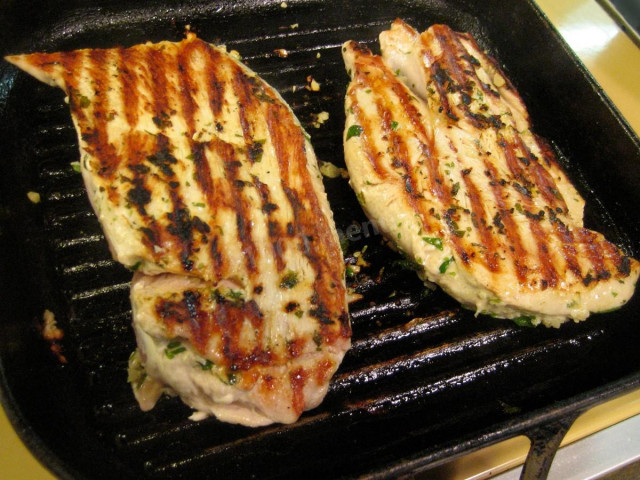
{"left": 422, "top": 236, "right": 444, "bottom": 250}
{"left": 346, "top": 124, "right": 363, "bottom": 140}
{"left": 280, "top": 270, "right": 299, "bottom": 289}
{"left": 512, "top": 315, "right": 536, "bottom": 328}
{"left": 165, "top": 341, "right": 187, "bottom": 359}
{"left": 439, "top": 256, "right": 454, "bottom": 274}
{"left": 198, "top": 359, "right": 215, "bottom": 371}
{"left": 312, "top": 330, "right": 323, "bottom": 349}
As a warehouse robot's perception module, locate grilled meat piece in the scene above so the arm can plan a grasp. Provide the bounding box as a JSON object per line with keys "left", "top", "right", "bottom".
{"left": 342, "top": 21, "right": 639, "bottom": 327}
{"left": 7, "top": 34, "right": 350, "bottom": 425}
{"left": 130, "top": 272, "right": 350, "bottom": 426}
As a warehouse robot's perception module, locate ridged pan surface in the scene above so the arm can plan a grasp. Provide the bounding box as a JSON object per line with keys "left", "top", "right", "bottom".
{"left": 1, "top": 1, "right": 640, "bottom": 479}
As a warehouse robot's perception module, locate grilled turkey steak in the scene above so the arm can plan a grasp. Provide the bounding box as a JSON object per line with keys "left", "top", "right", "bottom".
{"left": 342, "top": 20, "right": 639, "bottom": 327}
{"left": 7, "top": 34, "right": 351, "bottom": 425}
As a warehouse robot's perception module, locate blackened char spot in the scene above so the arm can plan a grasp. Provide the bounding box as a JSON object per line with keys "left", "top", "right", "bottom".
{"left": 309, "top": 302, "right": 334, "bottom": 325}
{"left": 147, "top": 136, "right": 178, "bottom": 177}
{"left": 618, "top": 256, "right": 631, "bottom": 276}
{"left": 127, "top": 181, "right": 151, "bottom": 215}
{"left": 192, "top": 216, "right": 211, "bottom": 234}
{"left": 247, "top": 141, "right": 264, "bottom": 162}
{"left": 183, "top": 290, "right": 201, "bottom": 320}
{"left": 166, "top": 207, "right": 192, "bottom": 242}
{"left": 166, "top": 204, "right": 194, "bottom": 271}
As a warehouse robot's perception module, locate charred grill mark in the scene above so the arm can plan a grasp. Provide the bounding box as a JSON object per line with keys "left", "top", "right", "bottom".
{"left": 547, "top": 210, "right": 584, "bottom": 279}
{"left": 60, "top": 50, "right": 88, "bottom": 123}
{"left": 218, "top": 299, "right": 271, "bottom": 372}
{"left": 428, "top": 60, "right": 458, "bottom": 122}
{"left": 529, "top": 221, "right": 558, "bottom": 289}
{"left": 156, "top": 291, "right": 273, "bottom": 369}
{"left": 598, "top": 239, "right": 627, "bottom": 278}
{"left": 483, "top": 162, "right": 529, "bottom": 282}
{"left": 118, "top": 47, "right": 151, "bottom": 213}
{"left": 232, "top": 68, "right": 256, "bottom": 142}
{"left": 347, "top": 88, "right": 387, "bottom": 178}
{"left": 199, "top": 42, "right": 226, "bottom": 115}
{"left": 166, "top": 192, "right": 195, "bottom": 272}
{"left": 501, "top": 138, "right": 559, "bottom": 287}
{"left": 119, "top": 46, "right": 142, "bottom": 129}
{"left": 425, "top": 27, "right": 508, "bottom": 130}
{"left": 147, "top": 47, "right": 171, "bottom": 125}
{"left": 461, "top": 174, "right": 500, "bottom": 271}
{"left": 215, "top": 139, "right": 259, "bottom": 276}
{"left": 253, "top": 175, "right": 286, "bottom": 271}
{"left": 459, "top": 31, "right": 522, "bottom": 96}
{"left": 126, "top": 178, "right": 151, "bottom": 215}
{"left": 575, "top": 228, "right": 610, "bottom": 284}
{"left": 268, "top": 104, "right": 350, "bottom": 340}
{"left": 176, "top": 41, "right": 199, "bottom": 132}
{"left": 516, "top": 135, "right": 569, "bottom": 212}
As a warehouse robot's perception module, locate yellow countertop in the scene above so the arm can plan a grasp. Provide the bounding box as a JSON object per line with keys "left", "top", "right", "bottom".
{"left": 1, "top": 0, "right": 640, "bottom": 478}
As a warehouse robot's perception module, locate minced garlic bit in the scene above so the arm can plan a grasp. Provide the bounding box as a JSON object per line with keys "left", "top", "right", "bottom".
{"left": 280, "top": 1, "right": 288, "bottom": 7}
{"left": 229, "top": 50, "right": 242, "bottom": 61}
{"left": 319, "top": 161, "right": 349, "bottom": 179}
{"left": 347, "top": 287, "right": 363, "bottom": 304}
{"left": 273, "top": 48, "right": 289, "bottom": 58}
{"left": 27, "top": 191, "right": 41, "bottom": 204}
{"left": 316, "top": 52, "right": 321, "bottom": 59}
{"left": 310, "top": 111, "right": 330, "bottom": 128}
{"left": 42, "top": 309, "right": 63, "bottom": 341}
{"left": 42, "top": 309, "right": 67, "bottom": 364}
{"left": 290, "top": 23, "right": 299, "bottom": 29}
{"left": 306, "top": 75, "right": 320, "bottom": 92}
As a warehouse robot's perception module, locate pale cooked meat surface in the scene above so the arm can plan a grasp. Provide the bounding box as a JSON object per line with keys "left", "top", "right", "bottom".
{"left": 342, "top": 21, "right": 639, "bottom": 327}
{"left": 7, "top": 34, "right": 350, "bottom": 425}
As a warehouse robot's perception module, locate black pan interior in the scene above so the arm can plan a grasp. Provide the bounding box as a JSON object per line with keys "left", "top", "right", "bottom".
{"left": 1, "top": 1, "right": 640, "bottom": 479}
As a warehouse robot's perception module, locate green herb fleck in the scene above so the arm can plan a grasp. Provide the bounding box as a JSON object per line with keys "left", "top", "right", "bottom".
{"left": 346, "top": 124, "right": 363, "bottom": 140}
{"left": 165, "top": 341, "right": 187, "bottom": 359}
{"left": 280, "top": 270, "right": 299, "bottom": 289}
{"left": 439, "top": 256, "right": 454, "bottom": 274}
{"left": 312, "top": 330, "right": 323, "bottom": 349}
{"left": 70, "top": 161, "right": 81, "bottom": 173}
{"left": 75, "top": 92, "right": 91, "bottom": 108}
{"left": 390, "top": 121, "right": 399, "bottom": 131}
{"left": 227, "top": 289, "right": 244, "bottom": 301}
{"left": 512, "top": 315, "right": 536, "bottom": 328}
{"left": 198, "top": 359, "right": 214, "bottom": 371}
{"left": 130, "top": 261, "right": 143, "bottom": 272}
{"left": 422, "top": 236, "right": 444, "bottom": 250}
{"left": 393, "top": 258, "right": 424, "bottom": 272}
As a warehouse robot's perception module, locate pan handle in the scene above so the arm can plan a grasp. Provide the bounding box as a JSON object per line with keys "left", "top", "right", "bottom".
{"left": 520, "top": 411, "right": 582, "bottom": 480}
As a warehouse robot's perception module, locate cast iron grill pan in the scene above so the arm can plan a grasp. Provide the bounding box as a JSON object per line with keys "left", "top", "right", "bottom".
{"left": 1, "top": 1, "right": 640, "bottom": 479}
